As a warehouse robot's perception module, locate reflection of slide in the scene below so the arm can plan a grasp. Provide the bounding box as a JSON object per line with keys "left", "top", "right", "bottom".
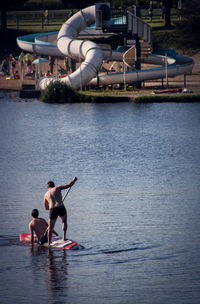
{"left": 17, "top": 5, "right": 194, "bottom": 90}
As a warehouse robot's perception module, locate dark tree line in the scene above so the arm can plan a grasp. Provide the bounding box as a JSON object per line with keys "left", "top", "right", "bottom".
{"left": 0, "top": 0, "right": 28, "bottom": 31}
{"left": 174, "top": 0, "right": 200, "bottom": 48}
{"left": 1, "top": 0, "right": 200, "bottom": 50}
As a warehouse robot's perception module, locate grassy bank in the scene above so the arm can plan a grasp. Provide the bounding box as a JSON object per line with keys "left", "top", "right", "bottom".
{"left": 40, "top": 92, "right": 200, "bottom": 104}
{"left": 39, "top": 82, "right": 130, "bottom": 103}
{"left": 135, "top": 94, "right": 200, "bottom": 103}
{"left": 39, "top": 82, "right": 200, "bottom": 103}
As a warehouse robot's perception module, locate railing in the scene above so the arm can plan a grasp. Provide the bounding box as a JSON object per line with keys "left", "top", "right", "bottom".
{"left": 3, "top": 9, "right": 152, "bottom": 48}
{"left": 111, "top": 9, "right": 127, "bottom": 25}
{"left": 2, "top": 11, "right": 68, "bottom": 31}
{"left": 100, "top": 9, "right": 152, "bottom": 46}
{"left": 127, "top": 11, "right": 152, "bottom": 46}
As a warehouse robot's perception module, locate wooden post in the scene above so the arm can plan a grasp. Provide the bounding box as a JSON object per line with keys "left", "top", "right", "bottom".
{"left": 135, "top": 36, "right": 141, "bottom": 88}
{"left": 79, "top": 56, "right": 82, "bottom": 90}
{"left": 56, "top": 57, "right": 58, "bottom": 80}
{"left": 38, "top": 56, "right": 41, "bottom": 78}
{"left": 16, "top": 15, "right": 19, "bottom": 31}
{"left": 184, "top": 74, "right": 186, "bottom": 87}
{"left": 20, "top": 66, "right": 24, "bottom": 89}
{"left": 165, "top": 54, "right": 168, "bottom": 88}
{"left": 123, "top": 55, "right": 126, "bottom": 91}
{"left": 41, "top": 16, "right": 44, "bottom": 31}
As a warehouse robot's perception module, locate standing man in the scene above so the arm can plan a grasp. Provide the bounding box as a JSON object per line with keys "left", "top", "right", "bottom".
{"left": 44, "top": 177, "right": 77, "bottom": 246}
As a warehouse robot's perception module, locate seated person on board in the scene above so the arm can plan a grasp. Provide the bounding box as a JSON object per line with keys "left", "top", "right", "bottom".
{"left": 29, "top": 209, "right": 58, "bottom": 245}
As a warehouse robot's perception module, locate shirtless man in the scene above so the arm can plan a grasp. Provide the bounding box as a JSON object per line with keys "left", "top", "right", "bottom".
{"left": 44, "top": 177, "right": 77, "bottom": 246}
{"left": 29, "top": 209, "right": 58, "bottom": 245}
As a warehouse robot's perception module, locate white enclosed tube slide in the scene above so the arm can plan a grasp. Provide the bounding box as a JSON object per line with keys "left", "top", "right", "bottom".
{"left": 90, "top": 54, "right": 194, "bottom": 86}
{"left": 17, "top": 5, "right": 194, "bottom": 90}
{"left": 17, "top": 32, "right": 64, "bottom": 57}
{"left": 38, "top": 6, "right": 103, "bottom": 90}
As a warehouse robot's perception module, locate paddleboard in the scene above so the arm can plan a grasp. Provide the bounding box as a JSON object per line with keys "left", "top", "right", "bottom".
{"left": 153, "top": 88, "right": 182, "bottom": 94}
{"left": 20, "top": 233, "right": 78, "bottom": 250}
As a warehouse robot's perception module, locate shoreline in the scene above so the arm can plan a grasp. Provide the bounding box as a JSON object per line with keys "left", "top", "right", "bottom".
{"left": 1, "top": 87, "right": 200, "bottom": 103}
{"left": 1, "top": 51, "right": 199, "bottom": 102}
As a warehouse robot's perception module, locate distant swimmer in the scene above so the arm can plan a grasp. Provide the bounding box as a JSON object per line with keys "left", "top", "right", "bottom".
{"left": 29, "top": 209, "right": 58, "bottom": 245}
{"left": 44, "top": 177, "right": 78, "bottom": 246}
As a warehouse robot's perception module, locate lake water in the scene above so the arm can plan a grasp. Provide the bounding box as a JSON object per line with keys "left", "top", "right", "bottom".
{"left": 0, "top": 92, "right": 200, "bottom": 304}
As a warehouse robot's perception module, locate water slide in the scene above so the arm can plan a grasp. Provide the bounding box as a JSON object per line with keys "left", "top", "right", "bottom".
{"left": 17, "top": 5, "right": 194, "bottom": 90}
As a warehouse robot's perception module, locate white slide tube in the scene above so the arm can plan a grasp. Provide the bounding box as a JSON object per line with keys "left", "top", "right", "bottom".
{"left": 89, "top": 54, "right": 194, "bottom": 86}
{"left": 17, "top": 5, "right": 194, "bottom": 90}
{"left": 38, "top": 6, "right": 103, "bottom": 90}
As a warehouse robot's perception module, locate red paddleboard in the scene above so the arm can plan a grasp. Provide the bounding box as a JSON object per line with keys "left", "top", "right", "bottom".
{"left": 153, "top": 88, "right": 182, "bottom": 94}
{"left": 20, "top": 233, "right": 78, "bottom": 250}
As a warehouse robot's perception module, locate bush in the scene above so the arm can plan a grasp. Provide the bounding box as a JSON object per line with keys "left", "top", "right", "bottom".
{"left": 39, "top": 81, "right": 129, "bottom": 103}
{"left": 40, "top": 81, "right": 80, "bottom": 103}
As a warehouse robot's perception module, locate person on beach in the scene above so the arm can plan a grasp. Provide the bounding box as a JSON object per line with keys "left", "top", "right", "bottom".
{"left": 44, "top": 9, "right": 49, "bottom": 25}
{"left": 29, "top": 209, "right": 58, "bottom": 245}
{"left": 161, "top": 5, "right": 165, "bottom": 20}
{"left": 9, "top": 54, "right": 16, "bottom": 76}
{"left": 0, "top": 56, "right": 10, "bottom": 76}
{"left": 68, "top": 9, "right": 74, "bottom": 18}
{"left": 49, "top": 56, "right": 55, "bottom": 75}
{"left": 148, "top": 6, "right": 153, "bottom": 21}
{"left": 18, "top": 52, "right": 24, "bottom": 78}
{"left": 44, "top": 177, "right": 77, "bottom": 246}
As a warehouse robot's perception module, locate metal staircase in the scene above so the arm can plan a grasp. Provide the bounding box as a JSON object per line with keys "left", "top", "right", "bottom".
{"left": 96, "top": 5, "right": 153, "bottom": 69}
{"left": 107, "top": 10, "right": 152, "bottom": 69}
{"left": 125, "top": 11, "right": 152, "bottom": 68}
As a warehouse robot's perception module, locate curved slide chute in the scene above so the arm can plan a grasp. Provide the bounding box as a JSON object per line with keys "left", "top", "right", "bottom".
{"left": 90, "top": 54, "right": 194, "bottom": 86}
{"left": 17, "top": 5, "right": 194, "bottom": 90}
{"left": 39, "top": 5, "right": 103, "bottom": 89}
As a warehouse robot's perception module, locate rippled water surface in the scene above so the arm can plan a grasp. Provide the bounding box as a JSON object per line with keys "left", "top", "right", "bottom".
{"left": 0, "top": 92, "right": 200, "bottom": 304}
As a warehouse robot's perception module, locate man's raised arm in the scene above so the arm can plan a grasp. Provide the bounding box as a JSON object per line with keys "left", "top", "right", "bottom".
{"left": 57, "top": 177, "right": 78, "bottom": 191}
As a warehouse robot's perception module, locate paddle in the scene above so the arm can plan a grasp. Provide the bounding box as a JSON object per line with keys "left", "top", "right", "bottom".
{"left": 63, "top": 177, "right": 77, "bottom": 202}
{"left": 62, "top": 186, "right": 72, "bottom": 203}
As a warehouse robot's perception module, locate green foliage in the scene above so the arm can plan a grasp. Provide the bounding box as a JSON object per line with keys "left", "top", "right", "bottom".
{"left": 39, "top": 81, "right": 129, "bottom": 103}
{"left": 60, "top": 0, "right": 149, "bottom": 9}
{"left": 0, "top": 0, "right": 28, "bottom": 10}
{"left": 22, "top": 0, "right": 64, "bottom": 10}
{"left": 173, "top": 0, "right": 200, "bottom": 49}
{"left": 0, "top": 0, "right": 29, "bottom": 31}
{"left": 135, "top": 94, "right": 200, "bottom": 103}
{"left": 40, "top": 81, "right": 80, "bottom": 103}
{"left": 152, "top": 30, "right": 175, "bottom": 49}
{"left": 60, "top": 0, "right": 95, "bottom": 9}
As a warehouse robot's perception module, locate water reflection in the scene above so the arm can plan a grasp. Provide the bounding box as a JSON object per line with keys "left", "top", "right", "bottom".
{"left": 29, "top": 246, "right": 68, "bottom": 303}
{"left": 0, "top": 97, "right": 200, "bottom": 304}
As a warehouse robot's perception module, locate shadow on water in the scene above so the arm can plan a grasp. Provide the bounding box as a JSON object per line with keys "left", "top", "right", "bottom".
{"left": 0, "top": 234, "right": 176, "bottom": 266}
{"left": 103, "top": 244, "right": 156, "bottom": 254}
{"left": 1, "top": 234, "right": 159, "bottom": 256}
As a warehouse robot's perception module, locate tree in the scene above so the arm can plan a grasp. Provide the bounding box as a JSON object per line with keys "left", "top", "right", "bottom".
{"left": 61, "top": 0, "right": 95, "bottom": 9}
{"left": 0, "top": 0, "right": 28, "bottom": 32}
{"left": 161, "top": 0, "right": 173, "bottom": 27}
{"left": 174, "top": 0, "right": 200, "bottom": 48}
{"left": 61, "top": 0, "right": 136, "bottom": 9}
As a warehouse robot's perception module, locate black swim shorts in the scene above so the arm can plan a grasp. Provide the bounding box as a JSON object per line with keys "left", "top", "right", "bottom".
{"left": 38, "top": 230, "right": 48, "bottom": 245}
{"left": 49, "top": 205, "right": 67, "bottom": 219}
